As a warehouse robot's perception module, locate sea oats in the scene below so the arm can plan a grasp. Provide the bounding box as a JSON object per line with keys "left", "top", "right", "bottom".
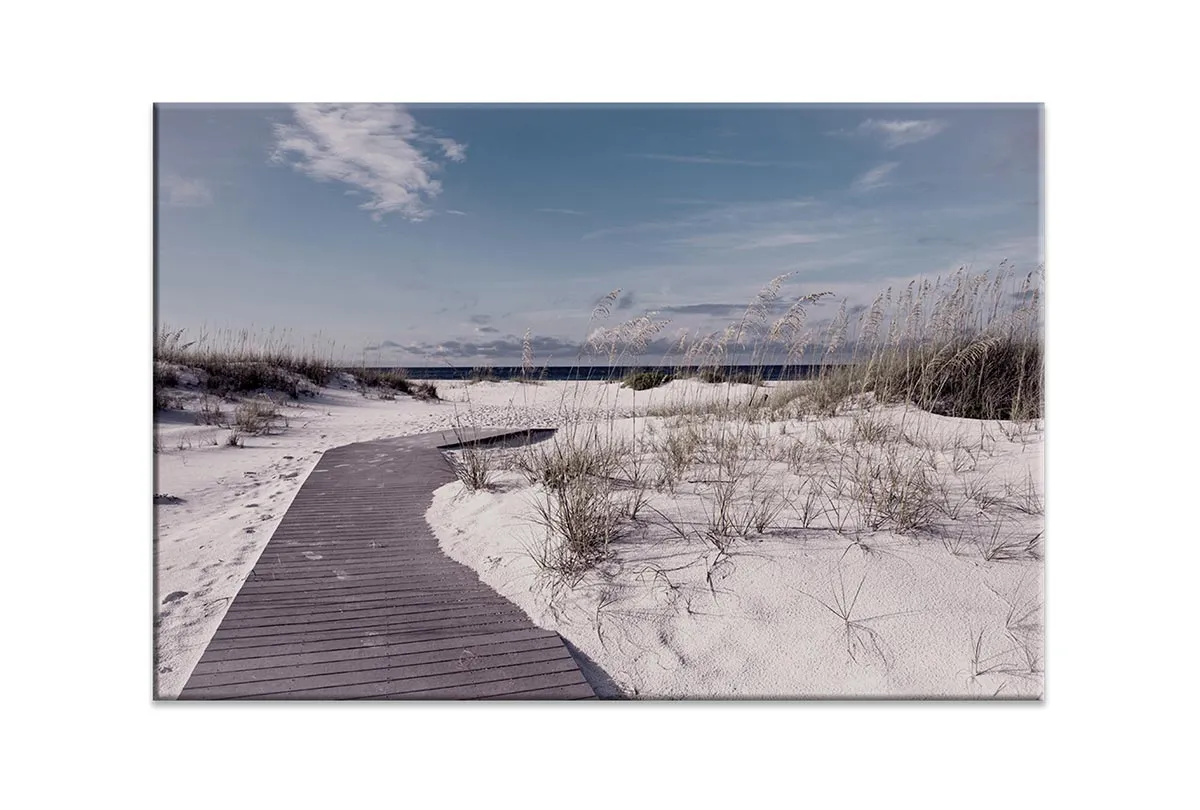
{"left": 769, "top": 291, "right": 833, "bottom": 347}
{"left": 622, "top": 312, "right": 671, "bottom": 357}
{"left": 860, "top": 290, "right": 887, "bottom": 348}
{"left": 664, "top": 328, "right": 690, "bottom": 365}
{"left": 591, "top": 289, "right": 621, "bottom": 323}
{"left": 824, "top": 299, "right": 849, "bottom": 359}
{"left": 735, "top": 272, "right": 792, "bottom": 348}
{"left": 521, "top": 329, "right": 534, "bottom": 377}
{"left": 888, "top": 281, "right": 913, "bottom": 348}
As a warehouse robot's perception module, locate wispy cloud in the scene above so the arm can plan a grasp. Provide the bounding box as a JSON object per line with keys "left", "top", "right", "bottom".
{"left": 677, "top": 231, "right": 835, "bottom": 251}
{"left": 537, "top": 208, "right": 585, "bottom": 216}
{"left": 738, "top": 233, "right": 832, "bottom": 250}
{"left": 270, "top": 103, "right": 467, "bottom": 221}
{"left": 160, "top": 173, "right": 212, "bottom": 207}
{"left": 583, "top": 220, "right": 680, "bottom": 241}
{"left": 630, "top": 153, "right": 778, "bottom": 167}
{"left": 584, "top": 198, "right": 819, "bottom": 241}
{"left": 853, "top": 161, "right": 900, "bottom": 191}
{"left": 445, "top": 209, "right": 468, "bottom": 216}
{"left": 856, "top": 118, "right": 947, "bottom": 148}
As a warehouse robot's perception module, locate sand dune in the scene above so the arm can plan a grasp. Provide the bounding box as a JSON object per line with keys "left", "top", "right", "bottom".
{"left": 155, "top": 376, "right": 1042, "bottom": 699}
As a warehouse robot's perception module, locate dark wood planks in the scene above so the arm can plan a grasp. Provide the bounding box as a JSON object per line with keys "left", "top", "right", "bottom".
{"left": 178, "top": 430, "right": 596, "bottom": 700}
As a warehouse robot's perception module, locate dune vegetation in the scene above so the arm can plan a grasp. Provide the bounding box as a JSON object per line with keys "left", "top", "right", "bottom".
{"left": 154, "top": 262, "right": 1044, "bottom": 698}
{"left": 434, "top": 263, "right": 1044, "bottom": 697}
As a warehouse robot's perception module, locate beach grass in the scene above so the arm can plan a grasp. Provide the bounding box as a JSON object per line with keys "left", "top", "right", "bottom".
{"left": 155, "top": 263, "right": 1044, "bottom": 603}
{"left": 155, "top": 262, "right": 1044, "bottom": 699}
{"left": 496, "top": 263, "right": 1045, "bottom": 583}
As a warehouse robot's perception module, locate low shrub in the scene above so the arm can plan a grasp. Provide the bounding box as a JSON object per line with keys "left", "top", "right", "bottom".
{"left": 621, "top": 370, "right": 669, "bottom": 390}
{"left": 814, "top": 334, "right": 1042, "bottom": 420}
{"left": 202, "top": 362, "right": 308, "bottom": 399}
{"left": 681, "top": 368, "right": 761, "bottom": 385}
{"left": 154, "top": 390, "right": 181, "bottom": 411}
{"left": 469, "top": 366, "right": 501, "bottom": 383}
{"left": 727, "top": 371, "right": 763, "bottom": 386}
{"left": 354, "top": 368, "right": 437, "bottom": 400}
{"left": 355, "top": 368, "right": 413, "bottom": 393}
{"left": 154, "top": 364, "right": 179, "bottom": 388}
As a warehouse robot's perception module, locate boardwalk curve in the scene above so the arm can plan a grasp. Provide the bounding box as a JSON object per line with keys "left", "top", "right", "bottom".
{"left": 178, "top": 428, "right": 596, "bottom": 700}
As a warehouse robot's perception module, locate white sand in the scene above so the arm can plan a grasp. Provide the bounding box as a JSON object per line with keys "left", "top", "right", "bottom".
{"left": 152, "top": 375, "right": 744, "bottom": 697}
{"left": 428, "top": 390, "right": 1045, "bottom": 699}
{"left": 155, "top": 376, "right": 1043, "bottom": 699}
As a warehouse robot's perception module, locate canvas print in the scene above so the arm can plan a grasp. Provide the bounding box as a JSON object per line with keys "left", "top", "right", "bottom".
{"left": 154, "top": 103, "right": 1044, "bottom": 699}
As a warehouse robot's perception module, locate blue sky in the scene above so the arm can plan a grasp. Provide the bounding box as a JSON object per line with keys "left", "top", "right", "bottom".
{"left": 156, "top": 103, "right": 1041, "bottom": 365}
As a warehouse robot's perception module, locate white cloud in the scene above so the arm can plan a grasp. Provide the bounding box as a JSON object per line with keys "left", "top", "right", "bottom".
{"left": 857, "top": 118, "right": 947, "bottom": 148}
{"left": 854, "top": 161, "right": 900, "bottom": 191}
{"left": 434, "top": 137, "right": 467, "bottom": 162}
{"left": 445, "top": 209, "right": 468, "bottom": 216}
{"left": 160, "top": 173, "right": 212, "bottom": 206}
{"left": 270, "top": 104, "right": 467, "bottom": 221}
{"left": 537, "top": 208, "right": 585, "bottom": 216}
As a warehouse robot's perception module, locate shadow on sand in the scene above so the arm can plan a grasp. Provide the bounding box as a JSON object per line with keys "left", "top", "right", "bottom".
{"left": 561, "top": 638, "right": 626, "bottom": 699}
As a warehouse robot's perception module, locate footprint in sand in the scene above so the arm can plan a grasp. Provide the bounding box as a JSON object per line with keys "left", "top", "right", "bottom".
{"left": 161, "top": 590, "right": 188, "bottom": 604}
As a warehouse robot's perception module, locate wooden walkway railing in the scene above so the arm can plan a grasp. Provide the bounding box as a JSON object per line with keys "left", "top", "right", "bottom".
{"left": 177, "top": 429, "right": 596, "bottom": 700}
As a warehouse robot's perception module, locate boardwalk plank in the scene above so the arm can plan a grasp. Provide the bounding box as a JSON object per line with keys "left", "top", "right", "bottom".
{"left": 206, "top": 608, "right": 533, "bottom": 645}
{"left": 183, "top": 645, "right": 577, "bottom": 698}
{"left": 189, "top": 630, "right": 564, "bottom": 677}
{"left": 228, "top": 657, "right": 587, "bottom": 700}
{"left": 216, "top": 601, "right": 529, "bottom": 631}
{"left": 202, "top": 613, "right": 538, "bottom": 652}
{"left": 195, "top": 625, "right": 562, "bottom": 664}
{"left": 177, "top": 430, "right": 596, "bottom": 700}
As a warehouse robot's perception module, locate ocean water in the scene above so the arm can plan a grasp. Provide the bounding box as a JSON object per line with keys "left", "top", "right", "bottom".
{"left": 357, "top": 364, "right": 831, "bottom": 382}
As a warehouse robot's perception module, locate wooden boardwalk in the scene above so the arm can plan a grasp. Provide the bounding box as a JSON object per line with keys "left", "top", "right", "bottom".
{"left": 178, "top": 429, "right": 596, "bottom": 700}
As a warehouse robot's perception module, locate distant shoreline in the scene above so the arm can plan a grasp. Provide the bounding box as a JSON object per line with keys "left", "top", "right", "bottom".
{"left": 347, "top": 364, "right": 835, "bottom": 381}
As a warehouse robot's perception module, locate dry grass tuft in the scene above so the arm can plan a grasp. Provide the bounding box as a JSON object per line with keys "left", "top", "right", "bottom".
{"left": 234, "top": 398, "right": 287, "bottom": 435}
